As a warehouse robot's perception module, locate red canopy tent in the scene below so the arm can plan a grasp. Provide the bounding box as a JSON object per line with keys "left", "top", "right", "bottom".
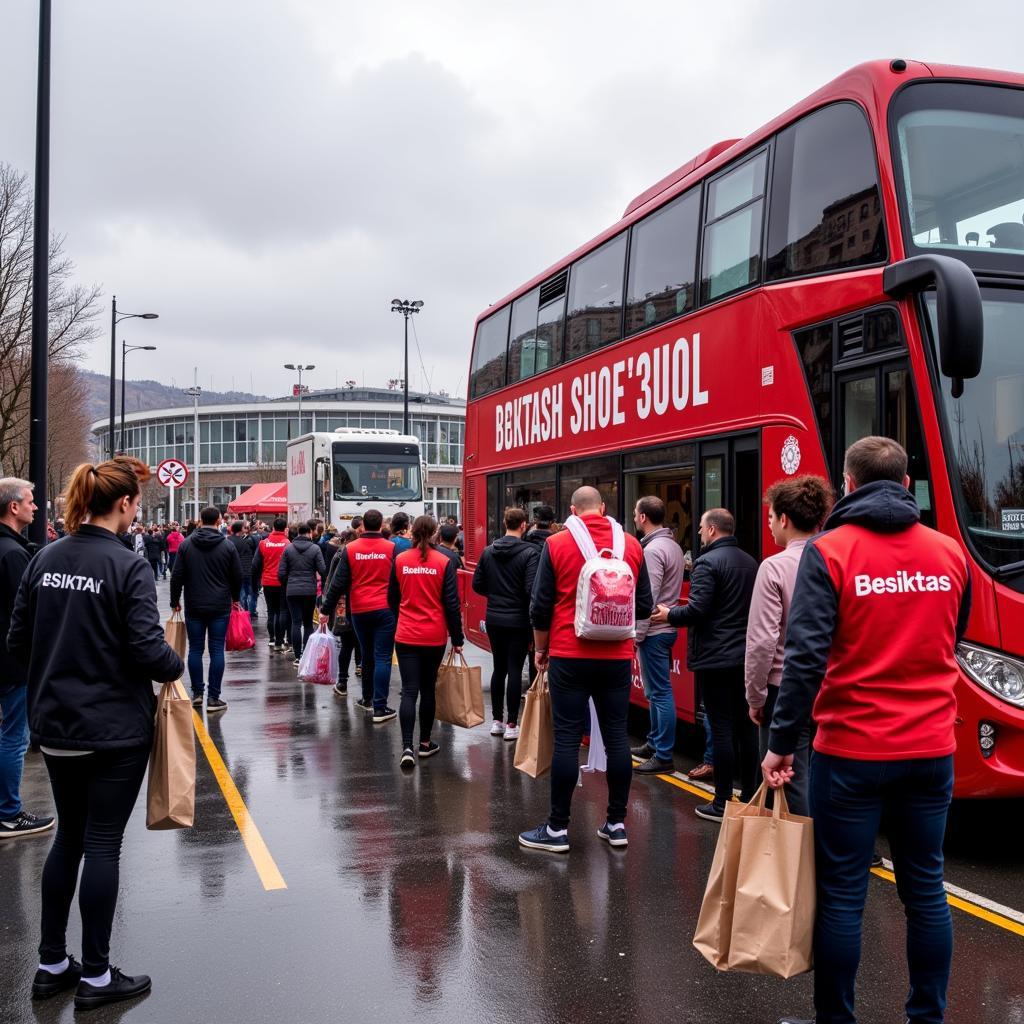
{"left": 227, "top": 482, "right": 288, "bottom": 515}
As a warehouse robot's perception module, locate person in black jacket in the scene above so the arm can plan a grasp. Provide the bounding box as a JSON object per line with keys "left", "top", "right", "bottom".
{"left": 652, "top": 507, "right": 758, "bottom": 821}
{"left": 141, "top": 528, "right": 165, "bottom": 581}
{"left": 8, "top": 457, "right": 183, "bottom": 1010}
{"left": 278, "top": 523, "right": 327, "bottom": 663}
{"left": 472, "top": 506, "right": 539, "bottom": 740}
{"left": 170, "top": 506, "right": 242, "bottom": 713}
{"left": 524, "top": 505, "right": 556, "bottom": 549}
{"left": 228, "top": 521, "right": 257, "bottom": 616}
{"left": 0, "top": 477, "right": 54, "bottom": 840}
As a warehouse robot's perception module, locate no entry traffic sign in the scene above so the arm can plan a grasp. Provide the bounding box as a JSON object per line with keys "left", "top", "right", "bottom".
{"left": 157, "top": 458, "right": 189, "bottom": 488}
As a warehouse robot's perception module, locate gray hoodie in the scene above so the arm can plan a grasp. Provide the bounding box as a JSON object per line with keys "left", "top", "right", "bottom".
{"left": 636, "top": 527, "right": 684, "bottom": 642}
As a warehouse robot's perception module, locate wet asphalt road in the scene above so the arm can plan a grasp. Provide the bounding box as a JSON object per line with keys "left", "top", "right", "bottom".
{"left": 2, "top": 585, "right": 1023, "bottom": 1023}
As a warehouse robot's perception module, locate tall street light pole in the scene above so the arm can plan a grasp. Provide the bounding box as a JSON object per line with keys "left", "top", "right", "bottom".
{"left": 27, "top": 0, "right": 50, "bottom": 547}
{"left": 390, "top": 299, "right": 423, "bottom": 435}
{"left": 284, "top": 363, "right": 315, "bottom": 437}
{"left": 109, "top": 298, "right": 159, "bottom": 458}
{"left": 119, "top": 342, "right": 157, "bottom": 453}
{"left": 185, "top": 371, "right": 202, "bottom": 518}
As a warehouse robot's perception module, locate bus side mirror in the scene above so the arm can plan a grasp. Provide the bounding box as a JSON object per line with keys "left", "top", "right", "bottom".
{"left": 883, "top": 254, "right": 983, "bottom": 399}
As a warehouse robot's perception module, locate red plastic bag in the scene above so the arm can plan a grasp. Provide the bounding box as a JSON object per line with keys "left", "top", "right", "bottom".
{"left": 226, "top": 608, "right": 255, "bottom": 652}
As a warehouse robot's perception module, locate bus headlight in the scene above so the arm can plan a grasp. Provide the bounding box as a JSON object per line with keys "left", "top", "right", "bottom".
{"left": 956, "top": 642, "right": 1024, "bottom": 708}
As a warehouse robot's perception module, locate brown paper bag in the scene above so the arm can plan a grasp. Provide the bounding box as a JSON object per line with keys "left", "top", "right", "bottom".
{"left": 727, "top": 786, "right": 815, "bottom": 977}
{"left": 164, "top": 609, "right": 187, "bottom": 664}
{"left": 146, "top": 680, "right": 196, "bottom": 830}
{"left": 513, "top": 670, "right": 553, "bottom": 778}
{"left": 693, "top": 785, "right": 815, "bottom": 977}
{"left": 434, "top": 650, "right": 485, "bottom": 728}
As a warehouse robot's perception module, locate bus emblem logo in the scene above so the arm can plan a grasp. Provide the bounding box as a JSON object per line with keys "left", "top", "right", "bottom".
{"left": 781, "top": 435, "right": 801, "bottom": 475}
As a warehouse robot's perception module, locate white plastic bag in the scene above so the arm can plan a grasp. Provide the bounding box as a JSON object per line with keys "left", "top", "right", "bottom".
{"left": 564, "top": 515, "right": 636, "bottom": 641}
{"left": 297, "top": 621, "right": 339, "bottom": 685}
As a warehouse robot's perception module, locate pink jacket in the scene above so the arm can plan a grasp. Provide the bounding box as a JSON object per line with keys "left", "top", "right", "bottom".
{"left": 743, "top": 538, "right": 807, "bottom": 708}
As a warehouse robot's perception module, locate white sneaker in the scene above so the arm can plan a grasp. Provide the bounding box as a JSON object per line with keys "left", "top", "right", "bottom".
{"left": 490, "top": 720, "right": 505, "bottom": 736}
{"left": 503, "top": 724, "right": 520, "bottom": 741}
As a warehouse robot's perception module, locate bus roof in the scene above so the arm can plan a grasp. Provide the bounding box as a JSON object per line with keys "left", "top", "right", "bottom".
{"left": 472, "top": 58, "right": 1024, "bottom": 331}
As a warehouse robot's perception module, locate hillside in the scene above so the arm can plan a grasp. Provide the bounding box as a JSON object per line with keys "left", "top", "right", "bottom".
{"left": 82, "top": 370, "right": 270, "bottom": 425}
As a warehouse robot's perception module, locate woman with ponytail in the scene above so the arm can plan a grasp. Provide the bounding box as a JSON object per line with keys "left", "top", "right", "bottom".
{"left": 386, "top": 515, "right": 464, "bottom": 769}
{"left": 7, "top": 457, "right": 184, "bottom": 1011}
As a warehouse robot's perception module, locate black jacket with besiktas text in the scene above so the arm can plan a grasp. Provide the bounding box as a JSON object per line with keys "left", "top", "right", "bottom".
{"left": 170, "top": 527, "right": 242, "bottom": 617}
{"left": 7, "top": 524, "right": 184, "bottom": 750}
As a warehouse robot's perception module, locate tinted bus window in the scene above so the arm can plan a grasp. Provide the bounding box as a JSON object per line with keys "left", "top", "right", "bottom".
{"left": 767, "top": 103, "right": 886, "bottom": 281}
{"left": 564, "top": 233, "right": 627, "bottom": 362}
{"left": 469, "top": 306, "right": 510, "bottom": 399}
{"left": 701, "top": 151, "right": 767, "bottom": 303}
{"left": 625, "top": 188, "right": 700, "bottom": 335}
{"left": 508, "top": 287, "right": 542, "bottom": 384}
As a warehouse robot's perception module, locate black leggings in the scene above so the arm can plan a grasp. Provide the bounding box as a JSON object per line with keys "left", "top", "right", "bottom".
{"left": 337, "top": 629, "right": 362, "bottom": 680}
{"left": 287, "top": 595, "right": 317, "bottom": 656}
{"left": 263, "top": 586, "right": 286, "bottom": 645}
{"left": 40, "top": 746, "right": 150, "bottom": 975}
{"left": 395, "top": 642, "right": 447, "bottom": 748}
{"left": 699, "top": 667, "right": 759, "bottom": 809}
{"left": 487, "top": 623, "right": 530, "bottom": 726}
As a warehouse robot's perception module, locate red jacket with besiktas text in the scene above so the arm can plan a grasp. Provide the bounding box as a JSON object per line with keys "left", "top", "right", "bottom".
{"left": 388, "top": 545, "right": 464, "bottom": 648}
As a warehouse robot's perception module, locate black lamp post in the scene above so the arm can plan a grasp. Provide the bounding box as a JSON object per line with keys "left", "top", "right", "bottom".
{"left": 109, "top": 298, "right": 158, "bottom": 458}
{"left": 119, "top": 342, "right": 157, "bottom": 454}
{"left": 390, "top": 299, "right": 423, "bottom": 434}
{"left": 284, "top": 363, "right": 315, "bottom": 437}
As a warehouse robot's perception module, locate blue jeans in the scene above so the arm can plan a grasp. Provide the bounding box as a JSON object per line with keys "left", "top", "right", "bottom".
{"left": 810, "top": 752, "right": 954, "bottom": 1024}
{"left": 0, "top": 685, "right": 29, "bottom": 819}
{"left": 240, "top": 578, "right": 256, "bottom": 614}
{"left": 185, "top": 613, "right": 230, "bottom": 701}
{"left": 352, "top": 608, "right": 396, "bottom": 711}
{"left": 637, "top": 630, "right": 677, "bottom": 760}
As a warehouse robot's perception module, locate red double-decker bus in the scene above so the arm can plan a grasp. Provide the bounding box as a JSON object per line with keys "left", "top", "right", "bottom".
{"left": 460, "top": 59, "right": 1024, "bottom": 798}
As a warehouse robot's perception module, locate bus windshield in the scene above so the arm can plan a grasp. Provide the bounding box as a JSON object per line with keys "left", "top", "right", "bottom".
{"left": 332, "top": 451, "right": 422, "bottom": 501}
{"left": 925, "top": 289, "right": 1024, "bottom": 574}
{"left": 894, "top": 82, "right": 1024, "bottom": 253}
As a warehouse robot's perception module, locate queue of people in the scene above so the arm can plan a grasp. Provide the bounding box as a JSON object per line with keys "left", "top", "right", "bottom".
{"left": 0, "top": 435, "right": 970, "bottom": 1022}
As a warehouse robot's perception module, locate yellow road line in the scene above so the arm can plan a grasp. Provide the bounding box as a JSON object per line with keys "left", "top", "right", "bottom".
{"left": 639, "top": 757, "right": 1023, "bottom": 937}
{"left": 192, "top": 711, "right": 287, "bottom": 892}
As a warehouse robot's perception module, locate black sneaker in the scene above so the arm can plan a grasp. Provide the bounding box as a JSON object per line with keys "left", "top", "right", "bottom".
{"left": 634, "top": 756, "right": 674, "bottom": 775}
{"left": 400, "top": 748, "right": 415, "bottom": 769}
{"left": 333, "top": 681, "right": 348, "bottom": 697}
{"left": 32, "top": 955, "right": 82, "bottom": 999}
{"left": 191, "top": 694, "right": 203, "bottom": 708}
{"left": 372, "top": 706, "right": 397, "bottom": 724}
{"left": 871, "top": 851, "right": 884, "bottom": 868}
{"left": 0, "top": 810, "right": 55, "bottom": 839}
{"left": 74, "top": 966, "right": 151, "bottom": 1011}
{"left": 695, "top": 802, "right": 725, "bottom": 822}
{"left": 206, "top": 698, "right": 228, "bottom": 714}
{"left": 292, "top": 658, "right": 301, "bottom": 667}
{"left": 355, "top": 698, "right": 373, "bottom": 713}
{"left": 518, "top": 823, "right": 570, "bottom": 853}
{"left": 597, "top": 822, "right": 628, "bottom": 847}
{"left": 630, "top": 742, "right": 655, "bottom": 759}
{"left": 418, "top": 740, "right": 439, "bottom": 759}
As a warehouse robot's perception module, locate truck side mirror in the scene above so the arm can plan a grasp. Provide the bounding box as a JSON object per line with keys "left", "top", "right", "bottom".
{"left": 883, "top": 254, "right": 983, "bottom": 399}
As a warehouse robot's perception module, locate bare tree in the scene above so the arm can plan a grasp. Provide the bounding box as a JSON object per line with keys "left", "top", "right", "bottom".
{"left": 0, "top": 162, "right": 102, "bottom": 477}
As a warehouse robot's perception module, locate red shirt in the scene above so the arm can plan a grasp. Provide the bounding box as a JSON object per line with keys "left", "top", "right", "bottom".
{"left": 257, "top": 531, "right": 289, "bottom": 587}
{"left": 810, "top": 522, "right": 970, "bottom": 760}
{"left": 165, "top": 530, "right": 184, "bottom": 554}
{"left": 543, "top": 515, "right": 645, "bottom": 661}
{"left": 393, "top": 547, "right": 453, "bottom": 646}
{"left": 345, "top": 535, "right": 395, "bottom": 614}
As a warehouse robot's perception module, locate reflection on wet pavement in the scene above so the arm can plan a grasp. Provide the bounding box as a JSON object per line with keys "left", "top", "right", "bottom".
{"left": 2, "top": 629, "right": 1023, "bottom": 1024}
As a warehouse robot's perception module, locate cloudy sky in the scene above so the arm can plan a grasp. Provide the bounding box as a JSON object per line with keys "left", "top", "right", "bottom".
{"left": 1, "top": 1, "right": 1021, "bottom": 402}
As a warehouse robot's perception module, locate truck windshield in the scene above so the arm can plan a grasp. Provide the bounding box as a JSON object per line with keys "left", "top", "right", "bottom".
{"left": 332, "top": 453, "right": 421, "bottom": 501}
{"left": 893, "top": 81, "right": 1024, "bottom": 255}
{"left": 924, "top": 289, "right": 1024, "bottom": 574}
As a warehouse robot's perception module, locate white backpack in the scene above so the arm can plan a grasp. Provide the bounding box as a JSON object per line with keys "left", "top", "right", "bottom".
{"left": 563, "top": 515, "right": 636, "bottom": 641}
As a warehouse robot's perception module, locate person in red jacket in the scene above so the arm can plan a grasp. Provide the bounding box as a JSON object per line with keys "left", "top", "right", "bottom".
{"left": 519, "top": 486, "right": 653, "bottom": 853}
{"left": 321, "top": 508, "right": 398, "bottom": 722}
{"left": 251, "top": 517, "right": 290, "bottom": 651}
{"left": 764, "top": 437, "right": 971, "bottom": 1024}
{"left": 387, "top": 515, "right": 464, "bottom": 768}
